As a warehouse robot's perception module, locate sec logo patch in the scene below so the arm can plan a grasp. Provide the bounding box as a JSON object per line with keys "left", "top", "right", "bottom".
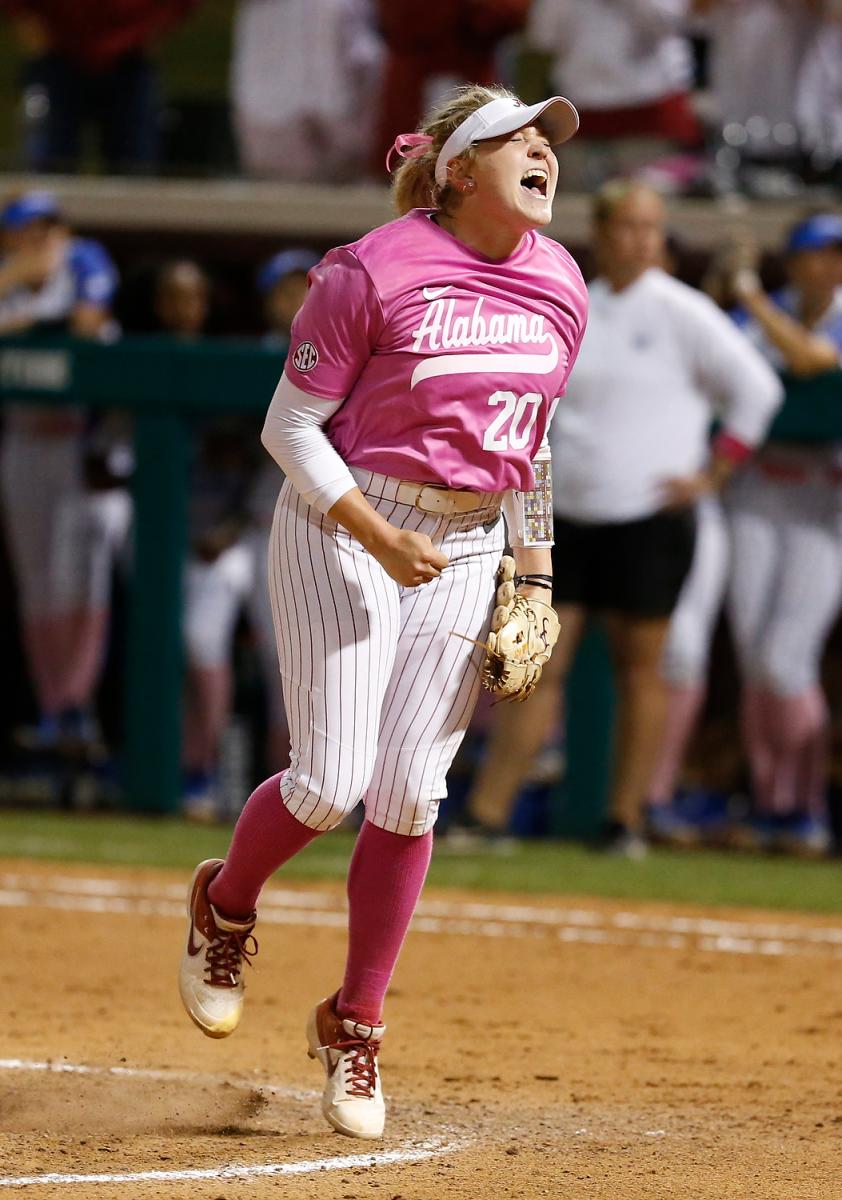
{"left": 292, "top": 341, "right": 319, "bottom": 371}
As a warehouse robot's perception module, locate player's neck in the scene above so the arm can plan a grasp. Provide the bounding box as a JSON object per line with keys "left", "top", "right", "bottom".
{"left": 434, "top": 210, "right": 526, "bottom": 261}
{"left": 602, "top": 263, "right": 650, "bottom": 294}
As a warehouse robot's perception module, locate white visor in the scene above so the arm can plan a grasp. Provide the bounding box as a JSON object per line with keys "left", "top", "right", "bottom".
{"left": 434, "top": 96, "right": 579, "bottom": 187}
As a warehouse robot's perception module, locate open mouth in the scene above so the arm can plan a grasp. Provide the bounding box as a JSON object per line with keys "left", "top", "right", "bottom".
{"left": 520, "top": 168, "right": 549, "bottom": 199}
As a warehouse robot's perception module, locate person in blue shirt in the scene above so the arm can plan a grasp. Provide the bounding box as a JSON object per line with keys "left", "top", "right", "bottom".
{"left": 0, "top": 190, "right": 127, "bottom": 759}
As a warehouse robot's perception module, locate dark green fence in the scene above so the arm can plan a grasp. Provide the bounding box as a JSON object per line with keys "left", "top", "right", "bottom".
{"left": 2, "top": 333, "right": 840, "bottom": 830}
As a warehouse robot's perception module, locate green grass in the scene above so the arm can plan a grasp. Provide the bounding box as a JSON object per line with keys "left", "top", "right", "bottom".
{"left": 0, "top": 810, "right": 839, "bottom": 914}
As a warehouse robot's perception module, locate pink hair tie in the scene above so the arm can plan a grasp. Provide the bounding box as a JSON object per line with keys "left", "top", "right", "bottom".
{"left": 385, "top": 133, "right": 434, "bottom": 173}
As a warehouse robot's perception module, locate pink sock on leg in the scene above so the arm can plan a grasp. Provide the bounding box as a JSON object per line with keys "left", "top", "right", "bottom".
{"left": 337, "top": 820, "right": 434, "bottom": 1026}
{"left": 208, "top": 773, "right": 320, "bottom": 918}
{"left": 768, "top": 686, "right": 828, "bottom": 813}
{"left": 647, "top": 682, "right": 706, "bottom": 806}
{"left": 741, "top": 685, "right": 776, "bottom": 812}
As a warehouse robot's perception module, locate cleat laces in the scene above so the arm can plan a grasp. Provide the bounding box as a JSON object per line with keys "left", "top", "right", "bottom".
{"left": 204, "top": 930, "right": 258, "bottom": 988}
{"left": 329, "top": 1038, "right": 379, "bottom": 1098}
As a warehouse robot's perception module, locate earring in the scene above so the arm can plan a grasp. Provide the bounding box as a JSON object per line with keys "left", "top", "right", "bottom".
{"left": 461, "top": 178, "right": 475, "bottom": 194}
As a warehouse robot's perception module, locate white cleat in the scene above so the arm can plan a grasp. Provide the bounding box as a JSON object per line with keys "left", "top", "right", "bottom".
{"left": 306, "top": 993, "right": 386, "bottom": 1139}
{"left": 178, "top": 858, "right": 257, "bottom": 1039}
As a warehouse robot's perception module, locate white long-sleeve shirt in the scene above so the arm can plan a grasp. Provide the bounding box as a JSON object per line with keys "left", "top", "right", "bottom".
{"left": 526, "top": 0, "right": 693, "bottom": 110}
{"left": 550, "top": 269, "right": 783, "bottom": 523}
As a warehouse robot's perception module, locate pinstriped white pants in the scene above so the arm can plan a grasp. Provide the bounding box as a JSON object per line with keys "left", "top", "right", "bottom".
{"left": 726, "top": 465, "right": 842, "bottom": 695}
{"left": 267, "top": 471, "right": 506, "bottom": 836}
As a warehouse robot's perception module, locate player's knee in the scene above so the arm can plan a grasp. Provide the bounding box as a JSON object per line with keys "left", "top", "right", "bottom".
{"left": 662, "top": 644, "right": 706, "bottom": 687}
{"left": 184, "top": 624, "right": 228, "bottom": 668}
{"left": 364, "top": 794, "right": 439, "bottom": 837}
{"left": 760, "top": 648, "right": 817, "bottom": 701}
{"left": 281, "top": 773, "right": 371, "bottom": 831}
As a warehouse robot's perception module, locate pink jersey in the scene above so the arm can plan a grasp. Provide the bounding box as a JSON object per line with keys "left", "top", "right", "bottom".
{"left": 283, "top": 208, "right": 588, "bottom": 493}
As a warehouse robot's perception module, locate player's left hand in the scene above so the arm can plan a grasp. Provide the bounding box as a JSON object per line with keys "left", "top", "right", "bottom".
{"left": 480, "top": 556, "right": 560, "bottom": 703}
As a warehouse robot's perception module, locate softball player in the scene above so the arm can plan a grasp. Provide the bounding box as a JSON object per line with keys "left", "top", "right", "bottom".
{"left": 726, "top": 213, "right": 842, "bottom": 851}
{"left": 0, "top": 190, "right": 121, "bottom": 753}
{"left": 180, "top": 83, "right": 587, "bottom": 1139}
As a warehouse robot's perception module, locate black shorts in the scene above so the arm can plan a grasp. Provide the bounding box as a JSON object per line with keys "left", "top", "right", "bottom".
{"left": 551, "top": 510, "right": 696, "bottom": 618}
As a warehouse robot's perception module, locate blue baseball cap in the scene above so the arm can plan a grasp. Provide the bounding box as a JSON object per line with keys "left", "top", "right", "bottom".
{"left": 257, "top": 248, "right": 320, "bottom": 294}
{"left": 1, "top": 190, "right": 61, "bottom": 229}
{"left": 786, "top": 213, "right": 842, "bottom": 255}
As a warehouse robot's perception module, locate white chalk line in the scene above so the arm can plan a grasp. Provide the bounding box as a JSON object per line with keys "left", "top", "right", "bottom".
{"left": 0, "top": 872, "right": 840, "bottom": 959}
{"left": 0, "top": 1137, "right": 464, "bottom": 1188}
{"left": 0, "top": 1060, "right": 468, "bottom": 1188}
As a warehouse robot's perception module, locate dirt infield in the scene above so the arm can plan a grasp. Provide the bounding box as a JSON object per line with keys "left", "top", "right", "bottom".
{"left": 0, "top": 860, "right": 840, "bottom": 1199}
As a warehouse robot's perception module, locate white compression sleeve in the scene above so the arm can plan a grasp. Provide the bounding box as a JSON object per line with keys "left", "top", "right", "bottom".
{"left": 260, "top": 372, "right": 357, "bottom": 514}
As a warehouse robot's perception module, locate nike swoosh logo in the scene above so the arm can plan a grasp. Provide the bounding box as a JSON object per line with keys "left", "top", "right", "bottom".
{"left": 410, "top": 338, "right": 560, "bottom": 390}
{"left": 187, "top": 923, "right": 204, "bottom": 957}
{"left": 422, "top": 286, "right": 452, "bottom": 300}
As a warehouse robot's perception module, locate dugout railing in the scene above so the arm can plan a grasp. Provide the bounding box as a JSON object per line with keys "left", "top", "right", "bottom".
{"left": 2, "top": 332, "right": 841, "bottom": 828}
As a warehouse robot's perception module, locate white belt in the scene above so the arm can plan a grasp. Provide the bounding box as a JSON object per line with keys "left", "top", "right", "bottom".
{"left": 395, "top": 481, "right": 495, "bottom": 516}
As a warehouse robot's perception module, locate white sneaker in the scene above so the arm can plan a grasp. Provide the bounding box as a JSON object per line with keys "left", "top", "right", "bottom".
{"left": 306, "top": 993, "right": 386, "bottom": 1139}
{"left": 178, "top": 859, "right": 257, "bottom": 1039}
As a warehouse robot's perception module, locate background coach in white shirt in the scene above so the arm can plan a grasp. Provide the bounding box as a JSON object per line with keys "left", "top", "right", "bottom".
{"left": 464, "top": 181, "right": 782, "bottom": 856}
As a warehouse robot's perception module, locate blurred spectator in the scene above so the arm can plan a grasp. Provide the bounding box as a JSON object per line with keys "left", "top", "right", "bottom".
{"left": 231, "top": 0, "right": 382, "bottom": 182}
{"left": 795, "top": 1, "right": 842, "bottom": 187}
{"left": 525, "top": 0, "right": 702, "bottom": 191}
{"left": 0, "top": 0, "right": 199, "bottom": 174}
{"left": 372, "top": 0, "right": 529, "bottom": 175}
{"left": 177, "top": 249, "right": 321, "bottom": 817}
{"left": 145, "top": 256, "right": 241, "bottom": 817}
{"left": 722, "top": 213, "right": 842, "bottom": 855}
{"left": 257, "top": 248, "right": 320, "bottom": 349}
{"left": 182, "top": 421, "right": 258, "bottom": 820}
{"left": 242, "top": 248, "right": 325, "bottom": 776}
{"left": 0, "top": 189, "right": 128, "bottom": 760}
{"left": 457, "top": 182, "right": 781, "bottom": 857}
{"left": 154, "top": 258, "right": 210, "bottom": 338}
{"left": 694, "top": 0, "right": 818, "bottom": 197}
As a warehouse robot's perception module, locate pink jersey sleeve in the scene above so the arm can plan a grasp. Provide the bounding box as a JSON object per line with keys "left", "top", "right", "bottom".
{"left": 284, "top": 248, "right": 385, "bottom": 400}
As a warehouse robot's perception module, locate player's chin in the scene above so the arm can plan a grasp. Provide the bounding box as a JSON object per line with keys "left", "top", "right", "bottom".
{"left": 517, "top": 193, "right": 553, "bottom": 227}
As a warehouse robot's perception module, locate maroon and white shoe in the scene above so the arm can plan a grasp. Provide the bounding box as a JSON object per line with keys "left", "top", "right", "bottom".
{"left": 178, "top": 859, "right": 257, "bottom": 1039}
{"left": 306, "top": 993, "right": 386, "bottom": 1139}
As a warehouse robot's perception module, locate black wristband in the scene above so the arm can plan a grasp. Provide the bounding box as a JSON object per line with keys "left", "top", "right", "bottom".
{"left": 515, "top": 573, "right": 553, "bottom": 591}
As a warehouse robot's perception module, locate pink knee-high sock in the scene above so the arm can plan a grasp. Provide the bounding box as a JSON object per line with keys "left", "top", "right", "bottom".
{"left": 208, "top": 773, "right": 320, "bottom": 918}
{"left": 741, "top": 685, "right": 776, "bottom": 812}
{"left": 768, "top": 687, "right": 828, "bottom": 814}
{"left": 337, "top": 821, "right": 434, "bottom": 1026}
{"left": 647, "top": 682, "right": 706, "bottom": 806}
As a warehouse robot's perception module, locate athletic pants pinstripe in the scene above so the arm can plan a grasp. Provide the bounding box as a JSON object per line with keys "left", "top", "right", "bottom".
{"left": 0, "top": 430, "right": 82, "bottom": 617}
{"left": 267, "top": 470, "right": 505, "bottom": 836}
{"left": 726, "top": 465, "right": 842, "bottom": 695}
